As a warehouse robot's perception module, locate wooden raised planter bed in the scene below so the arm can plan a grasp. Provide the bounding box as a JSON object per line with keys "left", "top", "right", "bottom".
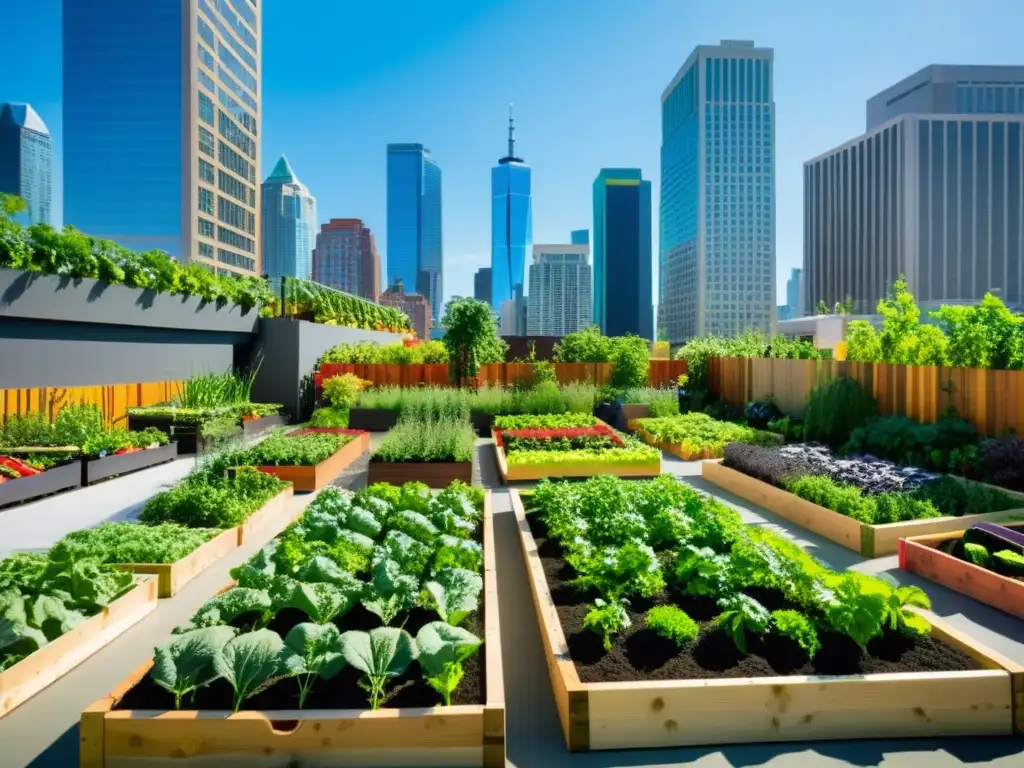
{"left": 899, "top": 524, "right": 1024, "bottom": 620}
{"left": 256, "top": 432, "right": 370, "bottom": 492}
{"left": 635, "top": 427, "right": 783, "bottom": 461}
{"left": 367, "top": 459, "right": 473, "bottom": 489}
{"left": 0, "top": 458, "right": 82, "bottom": 509}
{"left": 126, "top": 416, "right": 213, "bottom": 456}
{"left": 348, "top": 408, "right": 400, "bottom": 432}
{"left": 511, "top": 489, "right": 1024, "bottom": 750}
{"left": 701, "top": 459, "right": 1024, "bottom": 557}
{"left": 241, "top": 412, "right": 287, "bottom": 436}
{"left": 0, "top": 578, "right": 158, "bottom": 720}
{"left": 109, "top": 486, "right": 295, "bottom": 597}
{"left": 618, "top": 403, "right": 649, "bottom": 432}
{"left": 82, "top": 443, "right": 179, "bottom": 486}
{"left": 492, "top": 430, "right": 660, "bottom": 483}
{"left": 79, "top": 493, "right": 506, "bottom": 768}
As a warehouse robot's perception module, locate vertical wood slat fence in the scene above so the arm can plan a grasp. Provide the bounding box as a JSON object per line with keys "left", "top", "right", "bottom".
{"left": 316, "top": 361, "right": 687, "bottom": 390}
{"left": 707, "top": 356, "right": 1024, "bottom": 437}
{"left": 0, "top": 381, "right": 185, "bottom": 429}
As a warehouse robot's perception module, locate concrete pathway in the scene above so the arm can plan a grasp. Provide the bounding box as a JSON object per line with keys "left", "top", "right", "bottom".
{"left": 1, "top": 439, "right": 1022, "bottom": 767}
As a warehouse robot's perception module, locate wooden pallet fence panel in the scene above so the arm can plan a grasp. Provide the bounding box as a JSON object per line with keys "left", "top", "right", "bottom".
{"left": 0, "top": 381, "right": 183, "bottom": 429}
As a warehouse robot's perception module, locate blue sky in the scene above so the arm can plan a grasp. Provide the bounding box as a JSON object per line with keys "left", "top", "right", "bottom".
{"left": 2, "top": 0, "right": 1022, "bottom": 304}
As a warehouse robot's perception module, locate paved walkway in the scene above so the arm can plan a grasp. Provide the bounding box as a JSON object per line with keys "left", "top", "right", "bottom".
{"left": 1, "top": 439, "right": 1022, "bottom": 767}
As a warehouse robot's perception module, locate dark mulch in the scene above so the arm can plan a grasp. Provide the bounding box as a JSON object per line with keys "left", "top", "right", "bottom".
{"left": 527, "top": 512, "right": 981, "bottom": 684}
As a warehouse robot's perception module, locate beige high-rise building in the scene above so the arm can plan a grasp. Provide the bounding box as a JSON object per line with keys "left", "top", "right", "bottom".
{"left": 63, "top": 0, "right": 261, "bottom": 276}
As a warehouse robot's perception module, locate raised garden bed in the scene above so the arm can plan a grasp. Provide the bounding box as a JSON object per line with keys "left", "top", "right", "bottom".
{"left": 1, "top": 578, "right": 158, "bottom": 719}
{"left": 369, "top": 419, "right": 476, "bottom": 489}
{"left": 368, "top": 460, "right": 473, "bottom": 488}
{"left": 126, "top": 415, "right": 212, "bottom": 456}
{"left": 241, "top": 412, "right": 288, "bottom": 435}
{"left": 899, "top": 522, "right": 1024, "bottom": 620}
{"left": 0, "top": 458, "right": 82, "bottom": 509}
{"left": 348, "top": 407, "right": 400, "bottom": 432}
{"left": 82, "top": 442, "right": 179, "bottom": 486}
{"left": 634, "top": 413, "right": 781, "bottom": 461}
{"left": 254, "top": 432, "right": 369, "bottom": 492}
{"left": 80, "top": 486, "right": 505, "bottom": 768}
{"left": 511, "top": 484, "right": 1024, "bottom": 749}
{"left": 491, "top": 422, "right": 660, "bottom": 483}
{"left": 704, "top": 445, "right": 1024, "bottom": 557}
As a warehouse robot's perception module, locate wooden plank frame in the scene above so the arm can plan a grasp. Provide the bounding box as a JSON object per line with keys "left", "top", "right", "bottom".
{"left": 634, "top": 426, "right": 784, "bottom": 463}
{"left": 701, "top": 459, "right": 1024, "bottom": 557}
{"left": 492, "top": 430, "right": 661, "bottom": 483}
{"left": 1, "top": 578, "right": 158, "bottom": 720}
{"left": 367, "top": 461, "right": 473, "bottom": 489}
{"left": 898, "top": 525, "right": 1024, "bottom": 620}
{"left": 79, "top": 492, "right": 505, "bottom": 768}
{"left": 109, "top": 486, "right": 296, "bottom": 597}
{"left": 511, "top": 490, "right": 1024, "bottom": 750}
{"left": 257, "top": 432, "right": 370, "bottom": 492}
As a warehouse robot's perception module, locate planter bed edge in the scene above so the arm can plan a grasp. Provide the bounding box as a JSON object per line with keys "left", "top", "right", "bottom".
{"left": 83, "top": 443, "right": 180, "bottom": 486}
{"left": 510, "top": 490, "right": 1024, "bottom": 750}
{"left": 492, "top": 431, "right": 660, "bottom": 483}
{"left": 898, "top": 528, "right": 1024, "bottom": 621}
{"left": 241, "top": 413, "right": 287, "bottom": 435}
{"left": 0, "top": 459, "right": 82, "bottom": 509}
{"left": 700, "top": 459, "right": 1024, "bottom": 557}
{"left": 367, "top": 460, "right": 473, "bottom": 489}
{"left": 348, "top": 408, "right": 400, "bottom": 432}
{"left": 256, "top": 433, "right": 369, "bottom": 492}
{"left": 0, "top": 578, "right": 158, "bottom": 720}
{"left": 108, "top": 486, "right": 296, "bottom": 597}
{"left": 79, "top": 492, "right": 505, "bottom": 768}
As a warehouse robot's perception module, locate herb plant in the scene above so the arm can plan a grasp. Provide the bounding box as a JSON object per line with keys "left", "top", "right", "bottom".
{"left": 583, "top": 597, "right": 631, "bottom": 651}
{"left": 372, "top": 419, "right": 476, "bottom": 464}
{"left": 645, "top": 605, "right": 699, "bottom": 647}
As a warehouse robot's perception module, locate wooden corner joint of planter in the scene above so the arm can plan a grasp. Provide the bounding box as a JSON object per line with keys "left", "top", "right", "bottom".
{"left": 566, "top": 685, "right": 591, "bottom": 752}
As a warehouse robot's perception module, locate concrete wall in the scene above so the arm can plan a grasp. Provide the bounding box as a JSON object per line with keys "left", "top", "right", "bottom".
{"left": 250, "top": 319, "right": 404, "bottom": 420}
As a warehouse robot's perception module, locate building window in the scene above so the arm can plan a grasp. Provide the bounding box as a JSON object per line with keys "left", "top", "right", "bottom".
{"left": 198, "top": 126, "right": 215, "bottom": 157}
{"left": 199, "top": 92, "right": 215, "bottom": 125}
{"left": 217, "top": 247, "right": 256, "bottom": 272}
{"left": 218, "top": 225, "right": 254, "bottom": 253}
{"left": 218, "top": 141, "right": 255, "bottom": 183}
{"left": 198, "top": 217, "right": 215, "bottom": 238}
{"left": 218, "top": 169, "right": 250, "bottom": 204}
{"left": 198, "top": 68, "right": 216, "bottom": 94}
{"left": 198, "top": 158, "right": 215, "bottom": 184}
{"left": 198, "top": 242, "right": 214, "bottom": 259}
{"left": 218, "top": 109, "right": 255, "bottom": 159}
{"left": 197, "top": 42, "right": 215, "bottom": 72}
{"left": 217, "top": 195, "right": 254, "bottom": 234}
{"left": 218, "top": 88, "right": 257, "bottom": 136}
{"left": 198, "top": 189, "right": 215, "bottom": 216}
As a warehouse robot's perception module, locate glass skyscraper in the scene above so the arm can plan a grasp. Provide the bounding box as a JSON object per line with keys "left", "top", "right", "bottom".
{"left": 490, "top": 112, "right": 533, "bottom": 316}
{"left": 593, "top": 169, "right": 653, "bottom": 339}
{"left": 261, "top": 155, "right": 316, "bottom": 283}
{"left": 570, "top": 229, "right": 589, "bottom": 246}
{"left": 386, "top": 144, "right": 443, "bottom": 320}
{"left": 0, "top": 103, "right": 52, "bottom": 226}
{"left": 659, "top": 40, "right": 775, "bottom": 343}
{"left": 63, "top": 0, "right": 260, "bottom": 275}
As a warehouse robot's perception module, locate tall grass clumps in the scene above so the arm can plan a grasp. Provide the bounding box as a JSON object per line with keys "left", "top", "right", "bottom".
{"left": 373, "top": 419, "right": 477, "bottom": 464}
{"left": 619, "top": 388, "right": 680, "bottom": 417}
{"left": 175, "top": 369, "right": 258, "bottom": 409}
{"left": 354, "top": 382, "right": 600, "bottom": 418}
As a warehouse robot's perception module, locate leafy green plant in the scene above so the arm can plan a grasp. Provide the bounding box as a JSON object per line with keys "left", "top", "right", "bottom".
{"left": 440, "top": 297, "right": 508, "bottom": 384}
{"left": 152, "top": 625, "right": 238, "bottom": 709}
{"left": 803, "top": 377, "right": 878, "bottom": 448}
{"left": 582, "top": 597, "right": 631, "bottom": 651}
{"left": 554, "top": 326, "right": 613, "bottom": 362}
{"left": 231, "top": 432, "right": 351, "bottom": 467}
{"left": 281, "top": 277, "right": 412, "bottom": 332}
{"left": 281, "top": 622, "right": 346, "bottom": 708}
{"left": 635, "top": 413, "right": 779, "bottom": 457}
{"left": 609, "top": 335, "right": 650, "bottom": 389}
{"left": 494, "top": 414, "right": 596, "bottom": 430}
{"left": 341, "top": 627, "right": 418, "bottom": 710}
{"left": 219, "top": 628, "right": 291, "bottom": 712}
{"left": 416, "top": 621, "right": 482, "bottom": 706}
{"left": 308, "top": 406, "right": 349, "bottom": 428}
{"left": 176, "top": 368, "right": 257, "bottom": 409}
{"left": 422, "top": 568, "right": 482, "bottom": 626}
{"left": 619, "top": 388, "right": 680, "bottom": 417}
{"left": 322, "top": 374, "right": 367, "bottom": 408}
{"left": 715, "top": 594, "right": 770, "bottom": 653}
{"left": 645, "top": 605, "right": 699, "bottom": 647}
{"left": 361, "top": 559, "right": 419, "bottom": 625}
{"left": 320, "top": 340, "right": 449, "bottom": 365}
{"left": 52, "top": 523, "right": 221, "bottom": 565}
{"left": 883, "top": 585, "right": 932, "bottom": 637}
{"left": 769, "top": 610, "right": 820, "bottom": 657}
{"left": 372, "top": 419, "right": 476, "bottom": 464}
{"left": 189, "top": 587, "right": 274, "bottom": 631}
{"left": 963, "top": 542, "right": 991, "bottom": 567}
{"left": 140, "top": 465, "right": 289, "bottom": 529}
{"left": 281, "top": 580, "right": 362, "bottom": 625}
{"left": 994, "top": 549, "right": 1024, "bottom": 574}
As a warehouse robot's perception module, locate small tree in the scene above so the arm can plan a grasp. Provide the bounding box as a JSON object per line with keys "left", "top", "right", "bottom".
{"left": 440, "top": 297, "right": 507, "bottom": 385}
{"left": 877, "top": 276, "right": 920, "bottom": 363}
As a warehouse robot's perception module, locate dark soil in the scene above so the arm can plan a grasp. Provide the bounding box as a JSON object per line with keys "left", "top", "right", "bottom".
{"left": 527, "top": 512, "right": 981, "bottom": 684}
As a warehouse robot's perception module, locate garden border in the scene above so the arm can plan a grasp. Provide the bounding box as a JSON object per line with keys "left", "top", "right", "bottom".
{"left": 347, "top": 408, "right": 400, "bottom": 432}
{"left": 109, "top": 486, "right": 295, "bottom": 597}
{"left": 82, "top": 443, "right": 180, "bottom": 486}
{"left": 700, "top": 459, "right": 1024, "bottom": 557}
{"left": 634, "top": 426, "right": 783, "bottom": 462}
{"left": 256, "top": 432, "right": 370, "bottom": 492}
{"left": 511, "top": 489, "right": 1024, "bottom": 750}
{"left": 0, "top": 578, "right": 158, "bottom": 720}
{"left": 491, "top": 430, "right": 661, "bottom": 483}
{"left": 367, "top": 460, "right": 473, "bottom": 489}
{"left": 79, "top": 493, "right": 505, "bottom": 768}
{"left": 0, "top": 459, "right": 82, "bottom": 509}
{"left": 898, "top": 526, "right": 1024, "bottom": 621}
{"left": 241, "top": 413, "right": 288, "bottom": 436}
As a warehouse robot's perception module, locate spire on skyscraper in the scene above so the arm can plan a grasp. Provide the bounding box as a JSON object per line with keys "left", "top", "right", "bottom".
{"left": 499, "top": 104, "right": 523, "bottom": 165}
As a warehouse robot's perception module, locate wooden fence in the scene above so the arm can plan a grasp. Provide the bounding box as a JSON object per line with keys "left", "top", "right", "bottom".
{"left": 316, "top": 360, "right": 687, "bottom": 390}
{"left": 0, "top": 381, "right": 185, "bottom": 429}
{"left": 707, "top": 356, "right": 1024, "bottom": 437}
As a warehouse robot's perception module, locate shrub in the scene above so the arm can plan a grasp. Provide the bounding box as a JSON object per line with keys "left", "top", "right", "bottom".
{"left": 320, "top": 340, "right": 449, "bottom": 365}
{"left": 308, "top": 406, "right": 349, "bottom": 428}
{"left": 803, "top": 377, "right": 877, "bottom": 448}
{"left": 978, "top": 436, "right": 1024, "bottom": 492}
{"left": 372, "top": 419, "right": 476, "bottom": 463}
{"left": 645, "top": 605, "right": 699, "bottom": 647}
{"left": 609, "top": 335, "right": 650, "bottom": 389}
{"left": 554, "top": 326, "right": 613, "bottom": 362}
{"left": 322, "top": 374, "right": 367, "bottom": 408}
{"left": 620, "top": 388, "right": 679, "bottom": 417}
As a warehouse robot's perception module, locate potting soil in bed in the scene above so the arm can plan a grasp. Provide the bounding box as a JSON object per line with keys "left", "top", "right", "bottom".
{"left": 115, "top": 606, "right": 486, "bottom": 711}
{"left": 526, "top": 512, "right": 980, "bottom": 683}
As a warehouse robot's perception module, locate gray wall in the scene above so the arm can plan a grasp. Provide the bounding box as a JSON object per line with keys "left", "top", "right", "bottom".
{"left": 250, "top": 319, "right": 404, "bottom": 420}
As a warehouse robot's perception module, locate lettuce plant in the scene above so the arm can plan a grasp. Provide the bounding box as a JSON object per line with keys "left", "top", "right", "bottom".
{"left": 582, "top": 597, "right": 631, "bottom": 651}
{"left": 361, "top": 559, "right": 418, "bottom": 625}
{"left": 422, "top": 568, "right": 482, "bottom": 626}
{"left": 433, "top": 535, "right": 483, "bottom": 573}
{"left": 340, "top": 627, "right": 418, "bottom": 710}
{"left": 388, "top": 509, "right": 439, "bottom": 545}
{"left": 190, "top": 587, "right": 273, "bottom": 631}
{"left": 152, "top": 625, "right": 237, "bottom": 709}
{"left": 715, "top": 594, "right": 770, "bottom": 653}
{"left": 416, "top": 622, "right": 482, "bottom": 706}
{"left": 373, "top": 531, "right": 431, "bottom": 578}
{"left": 217, "top": 629, "right": 291, "bottom": 712}
{"left": 281, "top": 622, "right": 346, "bottom": 708}
{"left": 281, "top": 581, "right": 362, "bottom": 625}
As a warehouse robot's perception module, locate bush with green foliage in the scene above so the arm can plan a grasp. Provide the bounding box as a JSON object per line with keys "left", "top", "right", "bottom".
{"left": 645, "top": 605, "right": 699, "bottom": 647}
{"left": 619, "top": 388, "right": 680, "bottom": 417}
{"left": 140, "top": 465, "right": 290, "bottom": 529}
{"left": 439, "top": 297, "right": 508, "bottom": 383}
{"left": 308, "top": 406, "right": 350, "bottom": 428}
{"left": 52, "top": 523, "right": 221, "bottom": 565}
{"left": 322, "top": 373, "right": 366, "bottom": 409}
{"left": 372, "top": 419, "right": 476, "bottom": 463}
{"left": 803, "top": 376, "right": 878, "bottom": 448}
{"left": 319, "top": 340, "right": 449, "bottom": 365}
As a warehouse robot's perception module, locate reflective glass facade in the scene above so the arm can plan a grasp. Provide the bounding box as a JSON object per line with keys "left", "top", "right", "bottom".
{"left": 490, "top": 162, "right": 532, "bottom": 310}
{"left": 0, "top": 103, "right": 52, "bottom": 225}
{"left": 659, "top": 41, "right": 775, "bottom": 343}
{"left": 261, "top": 156, "right": 316, "bottom": 282}
{"left": 593, "top": 170, "right": 653, "bottom": 339}
{"left": 527, "top": 246, "right": 592, "bottom": 336}
{"left": 63, "top": 0, "right": 260, "bottom": 274}
{"left": 386, "top": 144, "right": 443, "bottom": 320}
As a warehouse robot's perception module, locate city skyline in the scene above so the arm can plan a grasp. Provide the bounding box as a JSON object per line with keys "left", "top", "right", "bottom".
{"left": 0, "top": 102, "right": 51, "bottom": 225}
{"left": 490, "top": 109, "right": 532, "bottom": 312}
{"left": 6, "top": 0, "right": 1024, "bottom": 311}
{"left": 261, "top": 154, "right": 316, "bottom": 283}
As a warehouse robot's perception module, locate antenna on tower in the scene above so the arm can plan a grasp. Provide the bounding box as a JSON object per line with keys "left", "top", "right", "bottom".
{"left": 507, "top": 103, "right": 515, "bottom": 159}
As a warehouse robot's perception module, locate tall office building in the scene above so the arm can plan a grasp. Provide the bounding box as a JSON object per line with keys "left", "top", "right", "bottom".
{"left": 570, "top": 229, "right": 589, "bottom": 246}
{"left": 312, "top": 218, "right": 380, "bottom": 299}
{"left": 474, "top": 267, "right": 492, "bottom": 303}
{"left": 0, "top": 103, "right": 52, "bottom": 225}
{"left": 527, "top": 245, "right": 592, "bottom": 336}
{"left": 786, "top": 267, "right": 804, "bottom": 317}
{"left": 490, "top": 109, "right": 533, "bottom": 311}
{"left": 63, "top": 0, "right": 260, "bottom": 275}
{"left": 804, "top": 65, "right": 1024, "bottom": 313}
{"left": 261, "top": 155, "right": 316, "bottom": 283}
{"left": 387, "top": 144, "right": 442, "bottom": 319}
{"left": 659, "top": 40, "right": 776, "bottom": 343}
{"left": 593, "top": 169, "right": 653, "bottom": 338}
{"left": 380, "top": 280, "right": 431, "bottom": 340}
